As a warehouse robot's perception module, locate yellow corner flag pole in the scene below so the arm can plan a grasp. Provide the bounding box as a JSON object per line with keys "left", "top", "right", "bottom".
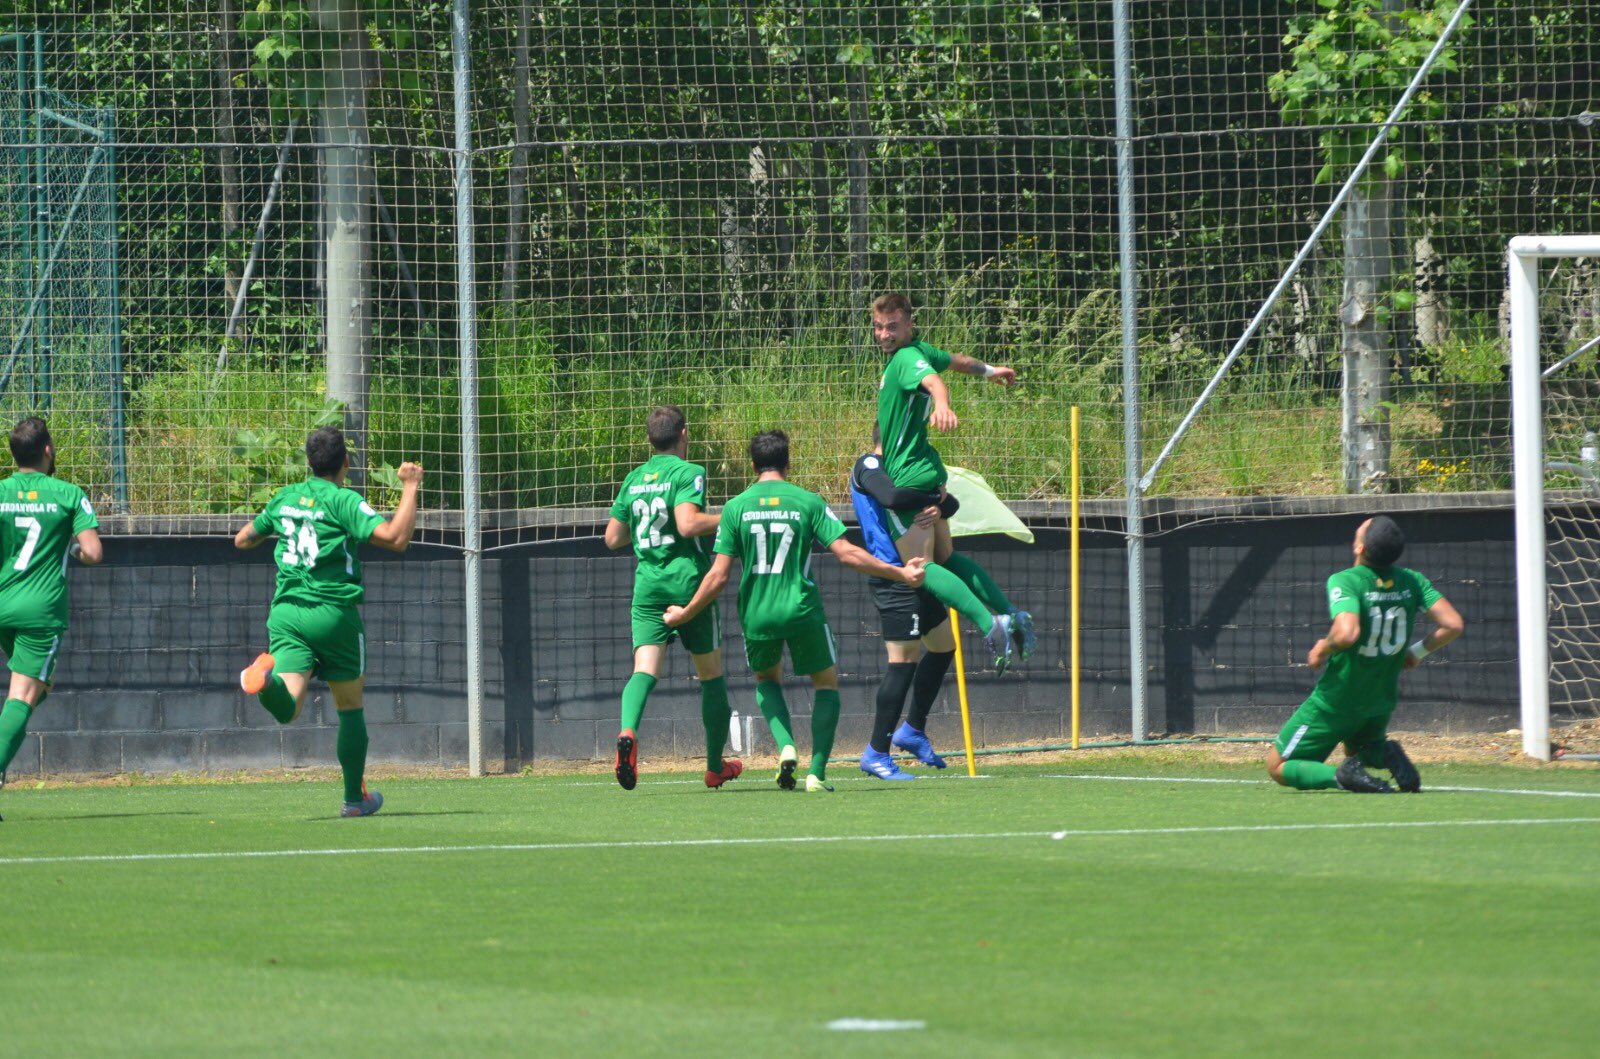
{"left": 950, "top": 608, "right": 977, "bottom": 776}
{"left": 1071, "top": 406, "right": 1081, "bottom": 750}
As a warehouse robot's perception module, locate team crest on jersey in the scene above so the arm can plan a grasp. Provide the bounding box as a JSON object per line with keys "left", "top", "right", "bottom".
{"left": 644, "top": 472, "right": 660, "bottom": 482}
{"left": 25, "top": 491, "right": 36, "bottom": 500}
{"left": 298, "top": 496, "right": 315, "bottom": 507}
{"left": 1376, "top": 577, "right": 1393, "bottom": 589}
{"left": 759, "top": 496, "right": 780, "bottom": 507}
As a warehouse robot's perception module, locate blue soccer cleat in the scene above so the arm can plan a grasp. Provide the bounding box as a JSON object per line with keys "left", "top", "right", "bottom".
{"left": 1010, "top": 610, "right": 1037, "bottom": 662}
{"left": 859, "top": 745, "right": 917, "bottom": 781}
{"left": 340, "top": 786, "right": 384, "bottom": 818}
{"left": 892, "top": 722, "right": 948, "bottom": 769}
{"left": 984, "top": 613, "right": 1015, "bottom": 674}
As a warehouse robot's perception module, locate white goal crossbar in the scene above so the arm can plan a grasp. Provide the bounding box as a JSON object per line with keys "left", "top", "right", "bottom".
{"left": 1510, "top": 235, "right": 1600, "bottom": 760}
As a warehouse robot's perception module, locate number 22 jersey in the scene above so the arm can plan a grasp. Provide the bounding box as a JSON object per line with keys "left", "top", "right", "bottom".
{"left": 610, "top": 454, "right": 713, "bottom": 606}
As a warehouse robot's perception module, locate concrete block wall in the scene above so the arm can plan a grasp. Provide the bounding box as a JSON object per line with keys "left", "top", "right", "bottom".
{"left": 3, "top": 506, "right": 1521, "bottom": 776}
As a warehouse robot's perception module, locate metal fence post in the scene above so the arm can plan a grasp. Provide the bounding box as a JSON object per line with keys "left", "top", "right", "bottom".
{"left": 453, "top": 0, "right": 485, "bottom": 776}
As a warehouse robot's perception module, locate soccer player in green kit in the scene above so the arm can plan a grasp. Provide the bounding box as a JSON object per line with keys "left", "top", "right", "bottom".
{"left": 235, "top": 427, "right": 422, "bottom": 818}
{"left": 665, "top": 430, "right": 926, "bottom": 793}
{"left": 603, "top": 405, "right": 741, "bottom": 791}
{"left": 0, "top": 418, "right": 104, "bottom": 818}
{"left": 1268, "top": 516, "right": 1464, "bottom": 793}
{"left": 872, "top": 292, "right": 1034, "bottom": 673}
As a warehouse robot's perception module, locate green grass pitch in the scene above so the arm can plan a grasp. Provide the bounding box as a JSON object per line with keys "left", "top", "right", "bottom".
{"left": 3, "top": 756, "right": 1598, "bottom": 1057}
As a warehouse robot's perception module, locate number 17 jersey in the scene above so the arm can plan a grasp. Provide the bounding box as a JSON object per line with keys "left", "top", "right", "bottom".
{"left": 252, "top": 477, "right": 385, "bottom": 607}
{"left": 0, "top": 471, "right": 98, "bottom": 633}
{"left": 714, "top": 479, "right": 847, "bottom": 640}
{"left": 610, "top": 454, "right": 713, "bottom": 605}
{"left": 1315, "top": 564, "right": 1441, "bottom": 715}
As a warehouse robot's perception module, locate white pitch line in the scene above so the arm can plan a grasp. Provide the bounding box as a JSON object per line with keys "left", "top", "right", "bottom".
{"left": 1042, "top": 773, "right": 1600, "bottom": 799}
{"left": 2, "top": 817, "right": 1598, "bottom": 868}
{"left": 560, "top": 773, "right": 993, "bottom": 789}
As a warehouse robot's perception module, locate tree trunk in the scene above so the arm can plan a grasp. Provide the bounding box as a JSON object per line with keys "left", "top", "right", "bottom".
{"left": 846, "top": 64, "right": 870, "bottom": 296}
{"left": 499, "top": 0, "right": 532, "bottom": 306}
{"left": 1414, "top": 231, "right": 1448, "bottom": 351}
{"left": 1341, "top": 179, "right": 1394, "bottom": 493}
{"left": 315, "top": 0, "right": 371, "bottom": 480}
{"left": 210, "top": 0, "right": 242, "bottom": 326}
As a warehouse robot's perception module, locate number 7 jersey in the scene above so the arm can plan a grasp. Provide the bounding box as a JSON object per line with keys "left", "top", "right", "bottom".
{"left": 0, "top": 471, "right": 98, "bottom": 632}
{"left": 1315, "top": 564, "right": 1442, "bottom": 714}
{"left": 252, "top": 477, "right": 385, "bottom": 607}
{"left": 610, "top": 454, "right": 714, "bottom": 605}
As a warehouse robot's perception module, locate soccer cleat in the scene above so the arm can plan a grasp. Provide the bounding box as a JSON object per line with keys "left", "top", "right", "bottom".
{"left": 805, "top": 774, "right": 835, "bottom": 793}
{"left": 340, "top": 785, "right": 384, "bottom": 818}
{"left": 1384, "top": 739, "right": 1422, "bottom": 793}
{"left": 614, "top": 729, "right": 639, "bottom": 791}
{"left": 776, "top": 744, "right": 799, "bottom": 791}
{"left": 1010, "top": 610, "right": 1038, "bottom": 662}
{"left": 984, "top": 613, "right": 1015, "bottom": 674}
{"left": 705, "top": 758, "right": 744, "bottom": 789}
{"left": 239, "top": 652, "right": 276, "bottom": 695}
{"left": 859, "top": 745, "right": 917, "bottom": 781}
{"left": 891, "top": 722, "right": 948, "bottom": 769}
{"left": 1335, "top": 756, "right": 1394, "bottom": 794}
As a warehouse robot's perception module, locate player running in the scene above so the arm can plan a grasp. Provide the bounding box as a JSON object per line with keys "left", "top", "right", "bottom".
{"left": 1268, "top": 516, "right": 1464, "bottom": 793}
{"left": 234, "top": 427, "right": 422, "bottom": 818}
{"left": 666, "top": 430, "right": 925, "bottom": 793}
{"left": 848, "top": 434, "right": 962, "bottom": 780}
{"left": 603, "top": 405, "right": 740, "bottom": 791}
{"left": 871, "top": 292, "right": 1035, "bottom": 672}
{"left": 0, "top": 418, "right": 103, "bottom": 818}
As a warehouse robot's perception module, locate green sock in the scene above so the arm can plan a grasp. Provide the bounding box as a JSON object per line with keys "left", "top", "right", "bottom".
{"left": 257, "top": 674, "right": 297, "bottom": 725}
{"left": 923, "top": 563, "right": 994, "bottom": 634}
{"left": 941, "top": 552, "right": 1015, "bottom": 615}
{"left": 1281, "top": 759, "right": 1339, "bottom": 791}
{"left": 755, "top": 681, "right": 795, "bottom": 749}
{"left": 810, "top": 689, "right": 841, "bottom": 780}
{"left": 700, "top": 676, "right": 731, "bottom": 772}
{"left": 0, "top": 698, "right": 34, "bottom": 772}
{"left": 620, "top": 672, "right": 657, "bottom": 733}
{"left": 336, "top": 708, "right": 369, "bottom": 804}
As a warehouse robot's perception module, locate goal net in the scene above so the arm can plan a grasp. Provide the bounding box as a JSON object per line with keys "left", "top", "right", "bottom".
{"left": 1511, "top": 236, "right": 1600, "bottom": 760}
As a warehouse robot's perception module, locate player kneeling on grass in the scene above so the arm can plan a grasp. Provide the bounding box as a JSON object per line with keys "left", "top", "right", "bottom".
{"left": 666, "top": 430, "right": 926, "bottom": 793}
{"left": 603, "top": 405, "right": 740, "bottom": 791}
{"left": 234, "top": 427, "right": 422, "bottom": 818}
{"left": 1268, "top": 516, "right": 1463, "bottom": 794}
{"left": 0, "top": 418, "right": 103, "bottom": 820}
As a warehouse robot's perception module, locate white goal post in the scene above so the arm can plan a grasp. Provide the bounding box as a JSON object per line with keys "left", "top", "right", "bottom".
{"left": 1510, "top": 235, "right": 1600, "bottom": 761}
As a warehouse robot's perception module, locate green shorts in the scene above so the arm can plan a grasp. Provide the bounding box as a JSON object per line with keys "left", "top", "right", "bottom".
{"left": 883, "top": 506, "right": 924, "bottom": 542}
{"left": 631, "top": 599, "right": 721, "bottom": 655}
{"left": 0, "top": 627, "right": 64, "bottom": 683}
{"left": 267, "top": 600, "right": 367, "bottom": 683}
{"left": 1275, "top": 696, "right": 1391, "bottom": 768}
{"left": 744, "top": 621, "right": 838, "bottom": 676}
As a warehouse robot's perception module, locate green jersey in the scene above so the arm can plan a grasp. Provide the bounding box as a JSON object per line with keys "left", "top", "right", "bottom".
{"left": 714, "top": 478, "right": 847, "bottom": 640}
{"left": 0, "top": 471, "right": 98, "bottom": 632}
{"left": 877, "top": 338, "right": 953, "bottom": 492}
{"left": 1314, "top": 564, "right": 1442, "bottom": 714}
{"left": 610, "top": 453, "right": 714, "bottom": 605}
{"left": 251, "top": 477, "right": 386, "bottom": 607}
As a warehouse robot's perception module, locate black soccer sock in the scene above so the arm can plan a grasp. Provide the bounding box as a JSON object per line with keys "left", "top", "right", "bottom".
{"left": 871, "top": 663, "right": 917, "bottom": 753}
{"left": 907, "top": 649, "right": 955, "bottom": 731}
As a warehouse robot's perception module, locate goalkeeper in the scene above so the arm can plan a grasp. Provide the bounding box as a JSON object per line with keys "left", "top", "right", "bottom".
{"left": 871, "top": 292, "right": 1034, "bottom": 672}
{"left": 1267, "top": 516, "right": 1464, "bottom": 793}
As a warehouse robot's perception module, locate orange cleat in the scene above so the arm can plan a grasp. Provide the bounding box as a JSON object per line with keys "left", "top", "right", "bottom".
{"left": 239, "top": 652, "right": 277, "bottom": 695}
{"left": 705, "top": 758, "right": 744, "bottom": 789}
{"left": 614, "top": 728, "right": 639, "bottom": 790}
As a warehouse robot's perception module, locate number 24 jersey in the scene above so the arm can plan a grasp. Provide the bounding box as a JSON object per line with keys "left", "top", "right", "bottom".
{"left": 252, "top": 477, "right": 385, "bottom": 607}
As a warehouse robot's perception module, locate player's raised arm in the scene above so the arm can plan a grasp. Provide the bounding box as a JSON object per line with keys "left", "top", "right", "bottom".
{"left": 369, "top": 462, "right": 424, "bottom": 552}
{"left": 947, "top": 351, "right": 1017, "bottom": 387}
{"left": 829, "top": 538, "right": 926, "bottom": 587}
{"left": 1405, "top": 596, "right": 1465, "bottom": 670}
{"left": 664, "top": 552, "right": 733, "bottom": 628}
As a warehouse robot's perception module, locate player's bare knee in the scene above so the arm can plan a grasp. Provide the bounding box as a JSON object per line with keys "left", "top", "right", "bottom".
{"left": 753, "top": 665, "right": 782, "bottom": 684}
{"left": 810, "top": 666, "right": 840, "bottom": 690}
{"left": 690, "top": 651, "right": 722, "bottom": 681}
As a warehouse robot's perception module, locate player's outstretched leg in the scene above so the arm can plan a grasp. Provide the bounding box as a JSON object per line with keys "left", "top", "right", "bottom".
{"left": 894, "top": 647, "right": 955, "bottom": 768}
{"left": 755, "top": 679, "right": 798, "bottom": 789}
{"left": 615, "top": 669, "right": 657, "bottom": 791}
{"left": 1383, "top": 739, "right": 1421, "bottom": 793}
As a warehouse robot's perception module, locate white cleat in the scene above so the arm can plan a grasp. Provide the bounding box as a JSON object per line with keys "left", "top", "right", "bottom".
{"left": 805, "top": 775, "right": 835, "bottom": 793}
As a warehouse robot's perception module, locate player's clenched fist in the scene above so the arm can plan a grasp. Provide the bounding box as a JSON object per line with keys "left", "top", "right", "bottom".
{"left": 397, "top": 461, "right": 423, "bottom": 484}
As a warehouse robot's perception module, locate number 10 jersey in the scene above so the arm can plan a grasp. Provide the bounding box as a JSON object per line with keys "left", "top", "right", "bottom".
{"left": 252, "top": 477, "right": 385, "bottom": 607}
{"left": 1315, "top": 564, "right": 1442, "bottom": 716}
